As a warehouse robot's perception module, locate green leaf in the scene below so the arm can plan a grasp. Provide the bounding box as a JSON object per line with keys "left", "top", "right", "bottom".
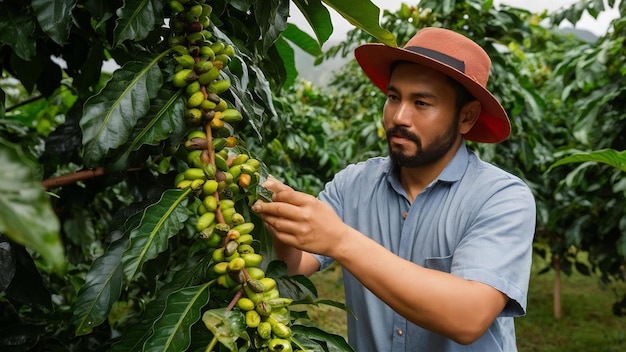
{"left": 274, "top": 37, "right": 297, "bottom": 89}
{"left": 266, "top": 260, "right": 318, "bottom": 300}
{"left": 111, "top": 85, "right": 186, "bottom": 171}
{"left": 291, "top": 325, "right": 355, "bottom": 352}
{"left": 84, "top": 0, "right": 117, "bottom": 27}
{"left": 0, "top": 3, "right": 36, "bottom": 61}
{"left": 0, "top": 138, "right": 64, "bottom": 274}
{"left": 31, "top": 0, "right": 77, "bottom": 46}
{"left": 72, "top": 238, "right": 126, "bottom": 336}
{"left": 209, "top": 26, "right": 277, "bottom": 137}
{"left": 10, "top": 51, "right": 44, "bottom": 94}
{"left": 227, "top": 0, "right": 256, "bottom": 12}
{"left": 122, "top": 189, "right": 191, "bottom": 281}
{"left": 321, "top": 0, "right": 396, "bottom": 46}
{"left": 72, "top": 41, "right": 106, "bottom": 92}
{"left": 216, "top": 59, "right": 275, "bottom": 139}
{"left": 80, "top": 54, "right": 167, "bottom": 167}
{"left": 255, "top": 0, "right": 290, "bottom": 52}
{"left": 110, "top": 258, "right": 210, "bottom": 352}
{"left": 292, "top": 0, "right": 333, "bottom": 46}
{"left": 201, "top": 307, "right": 247, "bottom": 351}
{"left": 548, "top": 149, "right": 626, "bottom": 173}
{"left": 143, "top": 283, "right": 211, "bottom": 352}
{"left": 281, "top": 23, "right": 323, "bottom": 56}
{"left": 314, "top": 299, "right": 354, "bottom": 316}
{"left": 114, "top": 0, "right": 164, "bottom": 46}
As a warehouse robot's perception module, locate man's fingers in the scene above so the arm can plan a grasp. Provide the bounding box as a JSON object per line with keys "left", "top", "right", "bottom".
{"left": 252, "top": 199, "right": 300, "bottom": 220}
{"left": 262, "top": 176, "right": 293, "bottom": 194}
{"left": 258, "top": 212, "right": 298, "bottom": 237}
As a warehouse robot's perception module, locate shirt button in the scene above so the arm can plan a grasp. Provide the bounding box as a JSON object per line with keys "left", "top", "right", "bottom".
{"left": 397, "top": 329, "right": 404, "bottom": 336}
{"left": 402, "top": 212, "right": 408, "bottom": 219}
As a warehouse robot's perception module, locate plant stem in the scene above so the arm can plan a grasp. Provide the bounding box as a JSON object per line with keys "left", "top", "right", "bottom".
{"left": 205, "top": 336, "right": 218, "bottom": 352}
{"left": 226, "top": 287, "right": 243, "bottom": 312}
{"left": 290, "top": 336, "right": 307, "bottom": 351}
{"left": 41, "top": 167, "right": 142, "bottom": 190}
{"left": 202, "top": 106, "right": 226, "bottom": 224}
{"left": 42, "top": 168, "right": 105, "bottom": 189}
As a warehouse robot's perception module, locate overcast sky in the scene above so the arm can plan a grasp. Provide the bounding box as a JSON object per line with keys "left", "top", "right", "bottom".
{"left": 289, "top": 0, "right": 620, "bottom": 43}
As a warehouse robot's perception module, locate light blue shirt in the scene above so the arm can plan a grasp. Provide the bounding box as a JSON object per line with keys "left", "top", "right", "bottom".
{"left": 315, "top": 144, "right": 536, "bottom": 352}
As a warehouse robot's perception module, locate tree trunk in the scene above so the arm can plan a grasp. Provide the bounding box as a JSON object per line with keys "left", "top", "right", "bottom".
{"left": 553, "top": 255, "right": 562, "bottom": 319}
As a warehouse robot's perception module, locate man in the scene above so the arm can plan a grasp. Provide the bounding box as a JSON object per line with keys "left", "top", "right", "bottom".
{"left": 252, "top": 27, "right": 536, "bottom": 351}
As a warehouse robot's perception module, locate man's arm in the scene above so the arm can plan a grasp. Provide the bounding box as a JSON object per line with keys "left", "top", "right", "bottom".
{"left": 272, "top": 235, "right": 320, "bottom": 276}
{"left": 253, "top": 178, "right": 510, "bottom": 345}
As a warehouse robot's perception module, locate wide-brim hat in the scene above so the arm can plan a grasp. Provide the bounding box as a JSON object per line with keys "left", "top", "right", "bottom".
{"left": 355, "top": 27, "right": 510, "bottom": 143}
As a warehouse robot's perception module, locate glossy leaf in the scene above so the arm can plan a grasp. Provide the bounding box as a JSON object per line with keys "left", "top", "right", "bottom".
{"left": 122, "top": 189, "right": 191, "bottom": 281}
{"left": 292, "top": 0, "right": 333, "bottom": 46}
{"left": 197, "top": 25, "right": 277, "bottom": 131}
{"left": 111, "top": 85, "right": 186, "bottom": 171}
{"left": 72, "top": 238, "right": 126, "bottom": 336}
{"left": 110, "top": 258, "right": 210, "bottom": 352}
{"left": 274, "top": 36, "right": 297, "bottom": 89}
{"left": 255, "top": 0, "right": 290, "bottom": 51}
{"left": 291, "top": 325, "right": 355, "bottom": 352}
{"left": 142, "top": 283, "right": 210, "bottom": 352}
{"left": 80, "top": 54, "right": 167, "bottom": 166}
{"left": 201, "top": 307, "right": 247, "bottom": 351}
{"left": 321, "top": 0, "right": 396, "bottom": 46}
{"left": 548, "top": 149, "right": 626, "bottom": 173}
{"left": 31, "top": 0, "right": 76, "bottom": 46}
{"left": 211, "top": 25, "right": 277, "bottom": 138}
{"left": 114, "top": 0, "right": 164, "bottom": 46}
{"left": 281, "top": 23, "right": 323, "bottom": 57}
{"left": 314, "top": 299, "right": 354, "bottom": 316}
{"left": 0, "top": 138, "right": 64, "bottom": 274}
{"left": 266, "top": 260, "right": 318, "bottom": 300}
{"left": 84, "top": 0, "right": 117, "bottom": 27}
{"left": 0, "top": 3, "right": 36, "bottom": 61}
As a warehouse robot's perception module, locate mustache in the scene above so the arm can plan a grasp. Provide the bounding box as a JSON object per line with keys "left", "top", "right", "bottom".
{"left": 386, "top": 126, "right": 421, "bottom": 145}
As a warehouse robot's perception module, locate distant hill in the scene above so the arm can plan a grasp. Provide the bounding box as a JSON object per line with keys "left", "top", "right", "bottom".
{"left": 292, "top": 41, "right": 351, "bottom": 86}
{"left": 559, "top": 27, "right": 598, "bottom": 42}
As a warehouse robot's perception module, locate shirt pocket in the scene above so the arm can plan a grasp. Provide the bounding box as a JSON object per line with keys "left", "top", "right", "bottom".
{"left": 424, "top": 255, "right": 453, "bottom": 273}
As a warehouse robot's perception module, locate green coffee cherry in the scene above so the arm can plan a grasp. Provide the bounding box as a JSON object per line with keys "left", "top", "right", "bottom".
{"left": 268, "top": 338, "right": 292, "bottom": 352}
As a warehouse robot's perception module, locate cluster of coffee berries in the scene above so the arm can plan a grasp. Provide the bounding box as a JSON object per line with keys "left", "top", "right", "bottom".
{"left": 176, "top": 128, "right": 262, "bottom": 210}
{"left": 209, "top": 227, "right": 295, "bottom": 351}
{"left": 167, "top": 1, "right": 296, "bottom": 351}
{"left": 168, "top": 0, "right": 239, "bottom": 131}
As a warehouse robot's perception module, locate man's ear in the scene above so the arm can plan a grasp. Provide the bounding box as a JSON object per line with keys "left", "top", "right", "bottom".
{"left": 458, "top": 100, "right": 481, "bottom": 134}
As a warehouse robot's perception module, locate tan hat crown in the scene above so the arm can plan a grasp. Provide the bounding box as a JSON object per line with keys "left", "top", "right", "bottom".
{"left": 403, "top": 28, "right": 491, "bottom": 88}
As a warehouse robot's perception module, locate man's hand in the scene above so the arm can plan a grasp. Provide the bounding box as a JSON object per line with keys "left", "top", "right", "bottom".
{"left": 252, "top": 176, "right": 350, "bottom": 259}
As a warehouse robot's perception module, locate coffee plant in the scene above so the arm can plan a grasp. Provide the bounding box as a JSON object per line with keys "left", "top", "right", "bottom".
{"left": 0, "top": 0, "right": 397, "bottom": 350}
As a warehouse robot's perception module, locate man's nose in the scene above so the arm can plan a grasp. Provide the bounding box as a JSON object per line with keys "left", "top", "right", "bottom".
{"left": 392, "top": 102, "right": 412, "bottom": 126}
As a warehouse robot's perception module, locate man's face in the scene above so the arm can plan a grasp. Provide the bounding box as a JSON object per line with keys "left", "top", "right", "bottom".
{"left": 383, "top": 62, "right": 462, "bottom": 168}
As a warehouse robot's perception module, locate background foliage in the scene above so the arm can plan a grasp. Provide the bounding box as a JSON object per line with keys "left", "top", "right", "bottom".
{"left": 1, "top": 0, "right": 625, "bottom": 350}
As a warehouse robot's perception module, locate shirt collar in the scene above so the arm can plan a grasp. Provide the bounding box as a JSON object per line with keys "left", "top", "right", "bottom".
{"left": 437, "top": 141, "right": 469, "bottom": 183}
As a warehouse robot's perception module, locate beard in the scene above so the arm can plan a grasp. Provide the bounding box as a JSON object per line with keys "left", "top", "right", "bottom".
{"left": 386, "top": 121, "right": 459, "bottom": 168}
